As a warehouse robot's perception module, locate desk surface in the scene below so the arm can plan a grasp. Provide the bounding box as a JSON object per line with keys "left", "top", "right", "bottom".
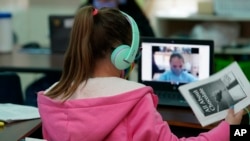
{"left": 0, "top": 119, "right": 42, "bottom": 141}
{"left": 1, "top": 46, "right": 249, "bottom": 74}
{"left": 158, "top": 106, "right": 217, "bottom": 129}
{"left": 0, "top": 47, "right": 64, "bottom": 73}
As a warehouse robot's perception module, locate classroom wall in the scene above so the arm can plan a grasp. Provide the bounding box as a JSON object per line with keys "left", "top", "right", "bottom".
{"left": 0, "top": 0, "right": 82, "bottom": 47}
{"left": 1, "top": 0, "right": 199, "bottom": 46}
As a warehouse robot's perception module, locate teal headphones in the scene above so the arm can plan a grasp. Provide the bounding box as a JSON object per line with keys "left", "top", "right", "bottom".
{"left": 111, "top": 11, "right": 140, "bottom": 70}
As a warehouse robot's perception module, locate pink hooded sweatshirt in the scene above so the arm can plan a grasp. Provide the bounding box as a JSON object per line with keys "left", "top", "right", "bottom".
{"left": 37, "top": 77, "right": 229, "bottom": 141}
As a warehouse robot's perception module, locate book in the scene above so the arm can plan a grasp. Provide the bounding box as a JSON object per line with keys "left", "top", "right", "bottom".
{"left": 178, "top": 61, "right": 250, "bottom": 127}
{"left": 0, "top": 103, "right": 40, "bottom": 123}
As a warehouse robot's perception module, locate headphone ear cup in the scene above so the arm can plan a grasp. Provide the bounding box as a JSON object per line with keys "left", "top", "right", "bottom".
{"left": 111, "top": 45, "right": 131, "bottom": 70}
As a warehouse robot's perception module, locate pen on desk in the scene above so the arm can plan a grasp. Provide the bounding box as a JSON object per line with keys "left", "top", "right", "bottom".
{"left": 0, "top": 121, "right": 5, "bottom": 127}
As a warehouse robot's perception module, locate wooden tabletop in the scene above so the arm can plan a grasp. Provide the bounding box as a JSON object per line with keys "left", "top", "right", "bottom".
{"left": 157, "top": 106, "right": 218, "bottom": 129}
{"left": 0, "top": 47, "right": 64, "bottom": 73}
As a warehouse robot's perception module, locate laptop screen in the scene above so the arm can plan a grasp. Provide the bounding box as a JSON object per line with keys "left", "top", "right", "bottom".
{"left": 138, "top": 37, "right": 214, "bottom": 107}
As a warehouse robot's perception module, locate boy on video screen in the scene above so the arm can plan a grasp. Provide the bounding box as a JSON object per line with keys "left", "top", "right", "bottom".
{"left": 154, "top": 47, "right": 199, "bottom": 84}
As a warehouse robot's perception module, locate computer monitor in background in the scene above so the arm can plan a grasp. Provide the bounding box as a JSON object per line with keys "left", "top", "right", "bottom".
{"left": 138, "top": 37, "right": 214, "bottom": 107}
{"left": 49, "top": 15, "right": 74, "bottom": 54}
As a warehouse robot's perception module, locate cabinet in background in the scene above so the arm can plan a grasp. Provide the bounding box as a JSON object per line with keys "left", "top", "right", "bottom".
{"left": 155, "top": 13, "right": 250, "bottom": 78}
{"left": 155, "top": 13, "right": 250, "bottom": 54}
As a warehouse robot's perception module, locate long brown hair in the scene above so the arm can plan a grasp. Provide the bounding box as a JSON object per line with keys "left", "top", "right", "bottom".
{"left": 46, "top": 6, "right": 132, "bottom": 100}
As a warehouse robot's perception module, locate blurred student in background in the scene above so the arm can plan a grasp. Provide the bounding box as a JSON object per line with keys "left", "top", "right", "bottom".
{"left": 80, "top": 0, "right": 155, "bottom": 37}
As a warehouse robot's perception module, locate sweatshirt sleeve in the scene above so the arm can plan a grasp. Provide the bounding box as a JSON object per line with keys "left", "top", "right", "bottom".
{"left": 130, "top": 91, "right": 230, "bottom": 141}
{"left": 154, "top": 106, "right": 230, "bottom": 140}
{"left": 156, "top": 120, "right": 229, "bottom": 141}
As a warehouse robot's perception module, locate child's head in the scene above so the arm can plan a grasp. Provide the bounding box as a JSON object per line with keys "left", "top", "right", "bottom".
{"left": 63, "top": 5, "right": 139, "bottom": 80}
{"left": 169, "top": 53, "right": 185, "bottom": 75}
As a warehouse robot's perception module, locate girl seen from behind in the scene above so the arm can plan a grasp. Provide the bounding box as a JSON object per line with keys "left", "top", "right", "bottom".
{"left": 37, "top": 6, "right": 243, "bottom": 141}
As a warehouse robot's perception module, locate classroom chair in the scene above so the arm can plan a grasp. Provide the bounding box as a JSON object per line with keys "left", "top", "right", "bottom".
{"left": 0, "top": 72, "right": 24, "bottom": 104}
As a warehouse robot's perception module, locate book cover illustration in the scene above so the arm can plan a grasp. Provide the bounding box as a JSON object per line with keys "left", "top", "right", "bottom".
{"left": 189, "top": 71, "right": 246, "bottom": 116}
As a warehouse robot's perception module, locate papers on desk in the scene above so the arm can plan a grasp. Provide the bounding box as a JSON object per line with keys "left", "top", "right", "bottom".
{"left": 0, "top": 103, "right": 40, "bottom": 123}
{"left": 22, "top": 137, "right": 47, "bottom": 141}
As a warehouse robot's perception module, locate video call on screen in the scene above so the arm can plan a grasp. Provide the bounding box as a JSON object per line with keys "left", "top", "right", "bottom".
{"left": 140, "top": 43, "right": 211, "bottom": 84}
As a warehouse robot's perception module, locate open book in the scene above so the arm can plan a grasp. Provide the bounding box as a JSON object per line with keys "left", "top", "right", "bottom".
{"left": 178, "top": 61, "right": 250, "bottom": 127}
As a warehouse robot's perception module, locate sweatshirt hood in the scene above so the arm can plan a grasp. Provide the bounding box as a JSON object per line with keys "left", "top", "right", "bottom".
{"left": 37, "top": 86, "right": 157, "bottom": 141}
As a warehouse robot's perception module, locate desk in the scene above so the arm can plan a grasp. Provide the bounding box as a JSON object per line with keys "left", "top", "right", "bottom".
{"left": 0, "top": 119, "right": 42, "bottom": 141}
{"left": 158, "top": 106, "right": 217, "bottom": 130}
{"left": 0, "top": 47, "right": 64, "bottom": 73}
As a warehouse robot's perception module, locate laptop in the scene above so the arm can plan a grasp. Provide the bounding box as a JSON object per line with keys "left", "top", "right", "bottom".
{"left": 138, "top": 37, "right": 214, "bottom": 107}
{"left": 49, "top": 15, "right": 74, "bottom": 54}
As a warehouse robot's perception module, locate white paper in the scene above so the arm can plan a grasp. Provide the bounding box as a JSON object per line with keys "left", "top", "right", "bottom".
{"left": 24, "top": 137, "right": 47, "bottom": 141}
{"left": 178, "top": 61, "right": 250, "bottom": 127}
{"left": 0, "top": 103, "right": 40, "bottom": 123}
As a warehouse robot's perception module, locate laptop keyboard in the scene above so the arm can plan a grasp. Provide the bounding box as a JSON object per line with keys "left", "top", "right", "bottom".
{"left": 155, "top": 90, "right": 189, "bottom": 107}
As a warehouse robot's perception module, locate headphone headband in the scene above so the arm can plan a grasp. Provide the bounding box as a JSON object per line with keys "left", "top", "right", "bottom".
{"left": 111, "top": 11, "right": 140, "bottom": 70}
{"left": 120, "top": 12, "right": 140, "bottom": 62}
